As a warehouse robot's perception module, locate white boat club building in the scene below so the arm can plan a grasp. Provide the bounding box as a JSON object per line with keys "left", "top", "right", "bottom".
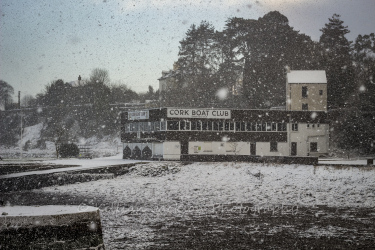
{"left": 121, "top": 70, "right": 329, "bottom": 163}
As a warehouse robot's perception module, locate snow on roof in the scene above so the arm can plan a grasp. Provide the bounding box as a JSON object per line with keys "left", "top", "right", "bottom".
{"left": 287, "top": 70, "right": 327, "bottom": 84}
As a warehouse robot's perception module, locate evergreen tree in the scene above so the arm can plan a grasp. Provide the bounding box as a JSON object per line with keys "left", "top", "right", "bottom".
{"left": 320, "top": 14, "right": 355, "bottom": 109}
{"left": 353, "top": 33, "right": 375, "bottom": 111}
{"left": 176, "top": 21, "right": 218, "bottom": 107}
{"left": 242, "top": 11, "right": 322, "bottom": 108}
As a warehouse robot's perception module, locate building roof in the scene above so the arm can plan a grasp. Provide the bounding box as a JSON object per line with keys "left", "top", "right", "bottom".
{"left": 287, "top": 70, "right": 327, "bottom": 84}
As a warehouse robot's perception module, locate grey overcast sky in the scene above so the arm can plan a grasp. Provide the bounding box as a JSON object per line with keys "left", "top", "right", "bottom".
{"left": 0, "top": 0, "right": 374, "bottom": 97}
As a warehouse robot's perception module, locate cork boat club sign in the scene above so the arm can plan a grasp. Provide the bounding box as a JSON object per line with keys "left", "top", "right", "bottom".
{"left": 167, "top": 108, "right": 231, "bottom": 119}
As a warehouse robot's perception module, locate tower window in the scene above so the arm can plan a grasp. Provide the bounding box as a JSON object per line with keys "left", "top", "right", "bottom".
{"left": 310, "top": 142, "right": 318, "bottom": 152}
{"left": 302, "top": 86, "right": 308, "bottom": 98}
{"left": 302, "top": 103, "right": 308, "bottom": 110}
{"left": 319, "top": 90, "right": 323, "bottom": 95}
{"left": 292, "top": 123, "right": 298, "bottom": 131}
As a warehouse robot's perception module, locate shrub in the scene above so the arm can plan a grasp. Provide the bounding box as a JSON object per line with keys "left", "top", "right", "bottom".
{"left": 59, "top": 143, "right": 79, "bottom": 158}
{"left": 23, "top": 140, "right": 31, "bottom": 151}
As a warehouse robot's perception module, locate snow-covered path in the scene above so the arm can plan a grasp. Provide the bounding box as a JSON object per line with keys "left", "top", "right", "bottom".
{"left": 0, "top": 154, "right": 145, "bottom": 179}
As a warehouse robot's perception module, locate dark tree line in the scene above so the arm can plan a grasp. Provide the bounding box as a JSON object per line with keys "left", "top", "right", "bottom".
{"left": 160, "top": 11, "right": 375, "bottom": 154}
{"left": 161, "top": 11, "right": 374, "bottom": 111}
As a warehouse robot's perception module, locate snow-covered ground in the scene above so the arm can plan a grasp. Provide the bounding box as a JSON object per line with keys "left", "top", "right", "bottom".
{"left": 0, "top": 123, "right": 122, "bottom": 159}
{"left": 1, "top": 154, "right": 374, "bottom": 248}
{"left": 41, "top": 161, "right": 375, "bottom": 209}
{"left": 36, "top": 160, "right": 375, "bottom": 248}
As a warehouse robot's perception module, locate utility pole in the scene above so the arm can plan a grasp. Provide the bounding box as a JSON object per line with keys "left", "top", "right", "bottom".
{"left": 19, "top": 91, "right": 23, "bottom": 159}
{"left": 18, "top": 91, "right": 21, "bottom": 109}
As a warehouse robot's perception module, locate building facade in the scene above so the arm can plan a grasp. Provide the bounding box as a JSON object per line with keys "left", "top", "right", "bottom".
{"left": 122, "top": 70, "right": 329, "bottom": 161}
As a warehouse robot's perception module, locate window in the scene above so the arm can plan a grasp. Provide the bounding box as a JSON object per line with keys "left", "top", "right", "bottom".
{"left": 224, "top": 122, "right": 234, "bottom": 131}
{"left": 256, "top": 123, "right": 262, "bottom": 131}
{"left": 167, "top": 121, "right": 179, "bottom": 130}
{"left": 277, "top": 123, "right": 287, "bottom": 131}
{"left": 191, "top": 121, "right": 201, "bottom": 131}
{"left": 202, "top": 121, "right": 211, "bottom": 131}
{"left": 180, "top": 121, "right": 185, "bottom": 130}
{"left": 319, "top": 90, "right": 323, "bottom": 95}
{"left": 146, "top": 122, "right": 151, "bottom": 131}
{"left": 160, "top": 121, "right": 166, "bottom": 131}
{"left": 270, "top": 141, "right": 278, "bottom": 152}
{"left": 241, "top": 122, "right": 246, "bottom": 131}
{"left": 307, "top": 123, "right": 310, "bottom": 128}
{"left": 271, "top": 123, "right": 277, "bottom": 131}
{"left": 302, "top": 86, "right": 308, "bottom": 98}
{"left": 235, "top": 122, "right": 241, "bottom": 131}
{"left": 139, "top": 122, "right": 144, "bottom": 132}
{"left": 131, "top": 123, "right": 139, "bottom": 132}
{"left": 266, "top": 122, "right": 272, "bottom": 131}
{"left": 310, "top": 142, "right": 318, "bottom": 152}
{"left": 262, "top": 122, "right": 267, "bottom": 131}
{"left": 202, "top": 121, "right": 208, "bottom": 131}
{"left": 154, "top": 122, "right": 160, "bottom": 131}
{"left": 292, "top": 123, "right": 298, "bottom": 131}
{"left": 191, "top": 121, "right": 196, "bottom": 130}
{"left": 246, "top": 122, "right": 252, "bottom": 131}
{"left": 219, "top": 121, "right": 224, "bottom": 131}
{"left": 251, "top": 123, "right": 256, "bottom": 131}
{"left": 186, "top": 121, "right": 191, "bottom": 130}
{"left": 180, "top": 120, "right": 190, "bottom": 130}
{"left": 213, "top": 121, "right": 220, "bottom": 131}
{"left": 302, "top": 103, "right": 308, "bottom": 110}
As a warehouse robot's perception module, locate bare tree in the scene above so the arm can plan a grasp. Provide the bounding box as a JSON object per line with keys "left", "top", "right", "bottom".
{"left": 0, "top": 80, "right": 14, "bottom": 108}
{"left": 21, "top": 94, "right": 36, "bottom": 107}
{"left": 89, "top": 68, "right": 110, "bottom": 85}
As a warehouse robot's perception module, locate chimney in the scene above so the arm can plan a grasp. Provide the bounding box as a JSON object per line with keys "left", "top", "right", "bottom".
{"left": 285, "top": 66, "right": 291, "bottom": 73}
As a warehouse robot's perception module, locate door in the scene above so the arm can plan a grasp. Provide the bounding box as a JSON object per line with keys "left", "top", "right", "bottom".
{"left": 291, "top": 142, "right": 297, "bottom": 156}
{"left": 250, "top": 143, "right": 256, "bottom": 155}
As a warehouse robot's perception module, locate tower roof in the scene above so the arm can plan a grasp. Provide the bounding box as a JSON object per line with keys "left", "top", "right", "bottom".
{"left": 287, "top": 70, "right": 327, "bottom": 84}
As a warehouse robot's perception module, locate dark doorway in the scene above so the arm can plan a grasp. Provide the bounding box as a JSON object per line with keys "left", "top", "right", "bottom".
{"left": 250, "top": 143, "right": 256, "bottom": 155}
{"left": 142, "top": 146, "right": 152, "bottom": 159}
{"left": 181, "top": 141, "right": 188, "bottom": 155}
{"left": 131, "top": 146, "right": 141, "bottom": 159}
{"left": 291, "top": 142, "right": 297, "bottom": 156}
{"left": 123, "top": 146, "right": 131, "bottom": 159}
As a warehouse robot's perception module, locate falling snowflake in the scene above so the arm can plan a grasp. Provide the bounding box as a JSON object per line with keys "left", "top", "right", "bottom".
{"left": 89, "top": 221, "right": 97, "bottom": 231}
{"left": 216, "top": 88, "right": 229, "bottom": 100}
{"left": 222, "top": 136, "right": 229, "bottom": 142}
